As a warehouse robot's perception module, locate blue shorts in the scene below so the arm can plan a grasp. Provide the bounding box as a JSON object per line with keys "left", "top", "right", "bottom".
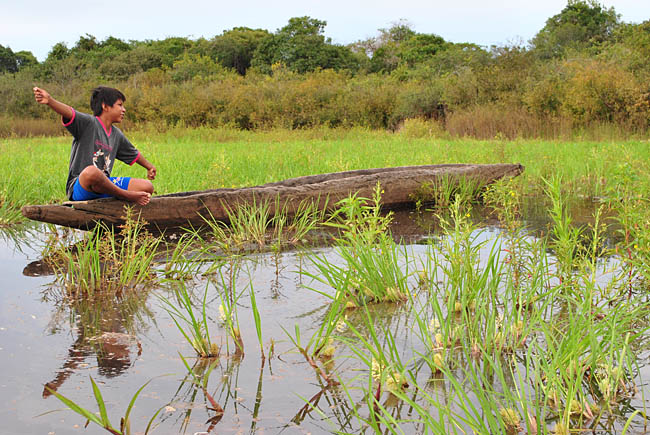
{"left": 71, "top": 177, "right": 131, "bottom": 201}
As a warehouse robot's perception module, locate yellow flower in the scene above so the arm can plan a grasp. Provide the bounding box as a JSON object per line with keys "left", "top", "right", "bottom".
{"left": 371, "top": 358, "right": 382, "bottom": 380}
{"left": 319, "top": 339, "right": 336, "bottom": 358}
{"left": 385, "top": 372, "right": 408, "bottom": 393}
{"left": 499, "top": 407, "right": 520, "bottom": 428}
{"left": 335, "top": 315, "right": 348, "bottom": 332}
{"left": 433, "top": 352, "right": 444, "bottom": 371}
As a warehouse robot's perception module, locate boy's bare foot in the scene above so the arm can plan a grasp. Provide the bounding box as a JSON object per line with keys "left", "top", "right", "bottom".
{"left": 121, "top": 190, "right": 151, "bottom": 205}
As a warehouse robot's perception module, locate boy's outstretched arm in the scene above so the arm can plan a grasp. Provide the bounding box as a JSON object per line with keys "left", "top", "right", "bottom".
{"left": 33, "top": 87, "right": 74, "bottom": 120}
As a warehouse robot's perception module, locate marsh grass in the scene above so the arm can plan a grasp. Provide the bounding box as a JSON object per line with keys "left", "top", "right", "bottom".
{"left": 160, "top": 232, "right": 204, "bottom": 281}
{"left": 44, "top": 376, "right": 161, "bottom": 435}
{"left": 47, "top": 212, "right": 161, "bottom": 298}
{"left": 212, "top": 261, "right": 245, "bottom": 356}
{"left": 544, "top": 175, "right": 584, "bottom": 281}
{"left": 484, "top": 177, "right": 522, "bottom": 231}
{"left": 0, "top": 197, "right": 22, "bottom": 226}
{"left": 198, "top": 197, "right": 327, "bottom": 256}
{"left": 412, "top": 175, "right": 485, "bottom": 211}
{"left": 4, "top": 129, "right": 650, "bottom": 227}
{"left": 605, "top": 164, "right": 650, "bottom": 291}
{"left": 159, "top": 281, "right": 220, "bottom": 358}
{"left": 304, "top": 185, "right": 412, "bottom": 306}
{"left": 301, "top": 181, "right": 650, "bottom": 434}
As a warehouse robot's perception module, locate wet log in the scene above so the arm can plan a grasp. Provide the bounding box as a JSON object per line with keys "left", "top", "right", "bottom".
{"left": 21, "top": 163, "right": 524, "bottom": 231}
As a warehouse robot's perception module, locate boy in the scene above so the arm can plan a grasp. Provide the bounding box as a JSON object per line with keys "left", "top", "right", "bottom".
{"left": 33, "top": 86, "right": 156, "bottom": 206}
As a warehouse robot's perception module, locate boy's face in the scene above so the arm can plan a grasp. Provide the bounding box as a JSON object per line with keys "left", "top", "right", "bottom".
{"left": 102, "top": 99, "right": 126, "bottom": 123}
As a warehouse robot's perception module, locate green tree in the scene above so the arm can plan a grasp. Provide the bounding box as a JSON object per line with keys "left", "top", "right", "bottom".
{"left": 251, "top": 16, "right": 358, "bottom": 73}
{"left": 427, "top": 43, "right": 490, "bottom": 75}
{"left": 398, "top": 33, "right": 447, "bottom": 66}
{"left": 603, "top": 20, "right": 650, "bottom": 77}
{"left": 98, "top": 44, "right": 163, "bottom": 80}
{"left": 101, "top": 36, "right": 131, "bottom": 52}
{"left": 146, "top": 37, "right": 194, "bottom": 67}
{"left": 15, "top": 51, "right": 38, "bottom": 70}
{"left": 170, "top": 53, "right": 228, "bottom": 82}
{"left": 46, "top": 42, "right": 70, "bottom": 62}
{"left": 211, "top": 27, "right": 270, "bottom": 74}
{"left": 73, "top": 33, "right": 99, "bottom": 53}
{"left": 365, "top": 21, "right": 450, "bottom": 72}
{"left": 366, "top": 20, "right": 416, "bottom": 72}
{"left": 0, "top": 45, "right": 18, "bottom": 73}
{"left": 531, "top": 0, "right": 620, "bottom": 58}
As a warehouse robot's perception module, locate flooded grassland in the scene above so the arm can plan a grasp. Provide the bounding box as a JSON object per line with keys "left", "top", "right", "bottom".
{"left": 1, "top": 184, "right": 650, "bottom": 434}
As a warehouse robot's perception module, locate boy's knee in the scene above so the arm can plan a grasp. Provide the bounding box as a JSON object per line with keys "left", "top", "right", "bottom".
{"left": 131, "top": 178, "right": 154, "bottom": 194}
{"left": 79, "top": 165, "right": 105, "bottom": 181}
{"left": 80, "top": 165, "right": 101, "bottom": 175}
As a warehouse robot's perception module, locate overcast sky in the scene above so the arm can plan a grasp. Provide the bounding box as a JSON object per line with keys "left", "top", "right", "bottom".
{"left": 2, "top": 0, "right": 649, "bottom": 61}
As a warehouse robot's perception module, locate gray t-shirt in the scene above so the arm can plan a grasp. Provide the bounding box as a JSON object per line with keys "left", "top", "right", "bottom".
{"left": 63, "top": 110, "right": 140, "bottom": 199}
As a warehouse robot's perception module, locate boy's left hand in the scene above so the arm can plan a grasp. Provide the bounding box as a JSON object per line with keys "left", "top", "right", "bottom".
{"left": 147, "top": 166, "right": 157, "bottom": 180}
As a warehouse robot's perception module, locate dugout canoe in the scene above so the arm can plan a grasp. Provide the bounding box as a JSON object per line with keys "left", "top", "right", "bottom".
{"left": 21, "top": 163, "right": 524, "bottom": 231}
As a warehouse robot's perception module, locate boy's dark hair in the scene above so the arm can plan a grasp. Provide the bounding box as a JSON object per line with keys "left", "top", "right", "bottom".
{"left": 90, "top": 86, "right": 126, "bottom": 116}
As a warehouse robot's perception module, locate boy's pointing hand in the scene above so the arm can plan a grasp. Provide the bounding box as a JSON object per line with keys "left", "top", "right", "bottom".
{"left": 33, "top": 87, "right": 51, "bottom": 105}
{"left": 147, "top": 166, "right": 157, "bottom": 180}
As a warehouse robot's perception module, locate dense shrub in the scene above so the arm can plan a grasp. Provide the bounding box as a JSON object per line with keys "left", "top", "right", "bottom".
{"left": 1, "top": 7, "right": 649, "bottom": 138}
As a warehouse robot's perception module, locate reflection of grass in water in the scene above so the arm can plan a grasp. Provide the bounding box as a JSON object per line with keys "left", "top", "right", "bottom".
{"left": 44, "top": 287, "right": 153, "bottom": 339}
{"left": 41, "top": 286, "right": 154, "bottom": 400}
{"left": 0, "top": 221, "right": 44, "bottom": 254}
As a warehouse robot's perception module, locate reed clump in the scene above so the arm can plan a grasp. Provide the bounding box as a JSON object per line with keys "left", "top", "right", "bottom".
{"left": 198, "top": 197, "right": 326, "bottom": 256}
{"left": 159, "top": 281, "right": 221, "bottom": 358}
{"left": 306, "top": 184, "right": 412, "bottom": 306}
{"left": 46, "top": 211, "right": 162, "bottom": 299}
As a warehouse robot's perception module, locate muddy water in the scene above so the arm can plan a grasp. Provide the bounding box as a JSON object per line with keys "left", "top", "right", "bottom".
{"left": 0, "top": 200, "right": 646, "bottom": 434}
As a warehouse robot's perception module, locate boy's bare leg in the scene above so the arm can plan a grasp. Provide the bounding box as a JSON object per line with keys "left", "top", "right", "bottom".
{"left": 78, "top": 166, "right": 152, "bottom": 205}
{"left": 127, "top": 178, "right": 155, "bottom": 195}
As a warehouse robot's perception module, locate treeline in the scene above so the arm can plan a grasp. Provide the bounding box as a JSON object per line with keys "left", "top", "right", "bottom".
{"left": 1, "top": 1, "right": 649, "bottom": 138}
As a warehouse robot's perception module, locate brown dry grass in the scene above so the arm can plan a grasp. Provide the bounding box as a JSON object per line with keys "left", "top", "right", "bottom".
{"left": 0, "top": 116, "right": 66, "bottom": 138}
